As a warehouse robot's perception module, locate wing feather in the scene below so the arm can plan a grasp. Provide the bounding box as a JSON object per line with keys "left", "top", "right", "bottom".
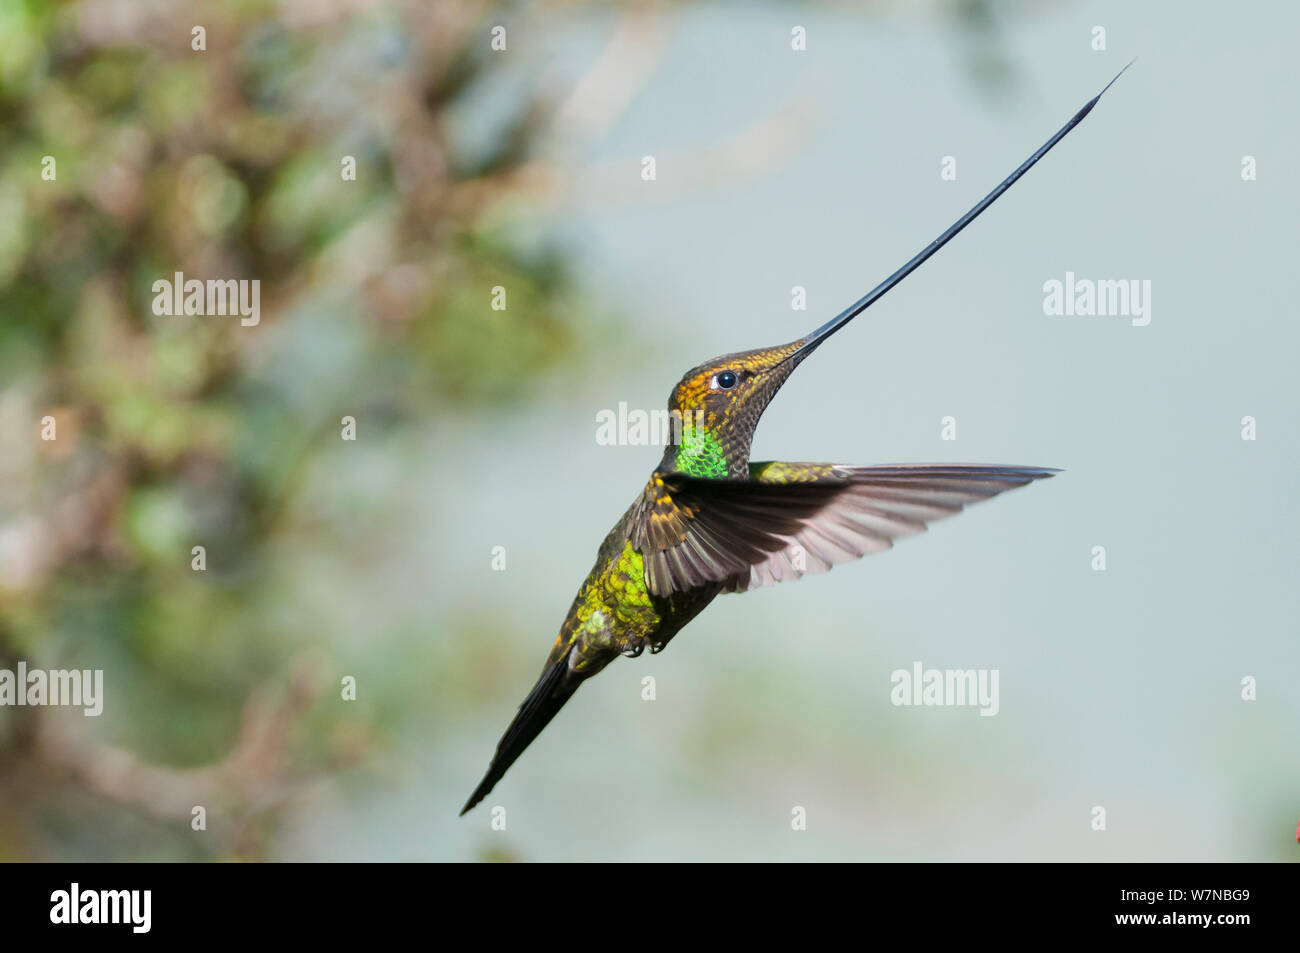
{"left": 627, "top": 464, "right": 1057, "bottom": 597}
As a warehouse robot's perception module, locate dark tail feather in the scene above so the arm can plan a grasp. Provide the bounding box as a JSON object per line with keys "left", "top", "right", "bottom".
{"left": 460, "top": 649, "right": 579, "bottom": 816}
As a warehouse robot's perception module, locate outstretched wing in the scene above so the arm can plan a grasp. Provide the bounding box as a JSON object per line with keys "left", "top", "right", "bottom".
{"left": 625, "top": 463, "right": 1058, "bottom": 597}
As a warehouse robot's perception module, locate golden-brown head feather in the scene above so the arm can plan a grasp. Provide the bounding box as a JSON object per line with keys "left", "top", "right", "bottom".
{"left": 660, "top": 338, "right": 809, "bottom": 479}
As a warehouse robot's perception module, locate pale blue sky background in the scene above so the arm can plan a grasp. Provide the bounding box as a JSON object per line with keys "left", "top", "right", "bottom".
{"left": 280, "top": 0, "right": 1299, "bottom": 860}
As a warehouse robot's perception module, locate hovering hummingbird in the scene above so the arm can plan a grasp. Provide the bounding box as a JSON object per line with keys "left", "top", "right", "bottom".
{"left": 462, "top": 68, "right": 1129, "bottom": 815}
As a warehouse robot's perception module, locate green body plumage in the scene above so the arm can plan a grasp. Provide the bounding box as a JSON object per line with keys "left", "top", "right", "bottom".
{"left": 549, "top": 453, "right": 808, "bottom": 677}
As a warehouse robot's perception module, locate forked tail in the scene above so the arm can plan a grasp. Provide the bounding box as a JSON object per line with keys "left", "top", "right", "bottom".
{"left": 460, "top": 647, "right": 580, "bottom": 815}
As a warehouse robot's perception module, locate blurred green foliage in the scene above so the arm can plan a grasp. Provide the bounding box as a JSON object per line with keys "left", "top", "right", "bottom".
{"left": 0, "top": 0, "right": 589, "bottom": 859}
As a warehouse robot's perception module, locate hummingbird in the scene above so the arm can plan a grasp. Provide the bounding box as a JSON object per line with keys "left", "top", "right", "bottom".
{"left": 461, "top": 67, "right": 1130, "bottom": 815}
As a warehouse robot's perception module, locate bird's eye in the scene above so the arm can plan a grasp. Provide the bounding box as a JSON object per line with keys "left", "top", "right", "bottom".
{"left": 715, "top": 370, "right": 738, "bottom": 389}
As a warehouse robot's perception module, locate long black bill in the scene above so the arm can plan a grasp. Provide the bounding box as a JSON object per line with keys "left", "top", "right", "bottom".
{"left": 786, "top": 61, "right": 1133, "bottom": 364}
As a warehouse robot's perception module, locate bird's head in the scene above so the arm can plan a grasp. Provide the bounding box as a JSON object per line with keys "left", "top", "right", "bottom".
{"left": 660, "top": 323, "right": 843, "bottom": 480}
